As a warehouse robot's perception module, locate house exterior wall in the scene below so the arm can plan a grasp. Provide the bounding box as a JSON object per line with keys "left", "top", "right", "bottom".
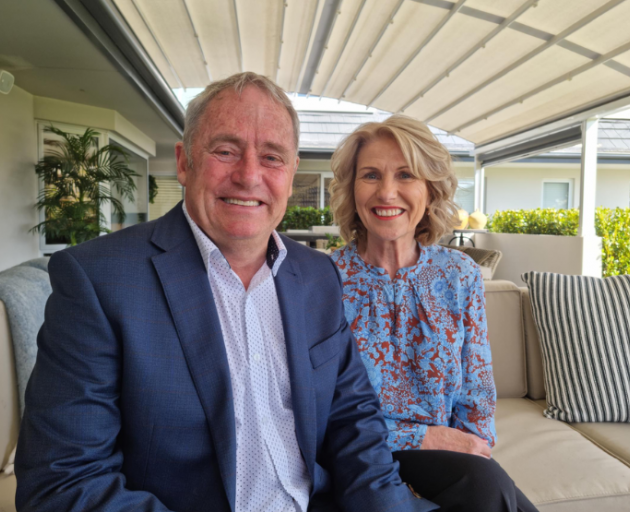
{"left": 0, "top": 86, "right": 39, "bottom": 272}
{"left": 452, "top": 161, "right": 630, "bottom": 214}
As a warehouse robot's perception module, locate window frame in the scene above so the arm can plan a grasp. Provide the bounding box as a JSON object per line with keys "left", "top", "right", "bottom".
{"left": 541, "top": 178, "right": 574, "bottom": 209}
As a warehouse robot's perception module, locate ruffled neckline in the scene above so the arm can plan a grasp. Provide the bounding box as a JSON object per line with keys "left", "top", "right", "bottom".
{"left": 340, "top": 240, "right": 433, "bottom": 283}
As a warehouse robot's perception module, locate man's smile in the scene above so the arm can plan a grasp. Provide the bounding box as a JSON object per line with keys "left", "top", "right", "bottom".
{"left": 221, "top": 197, "right": 263, "bottom": 207}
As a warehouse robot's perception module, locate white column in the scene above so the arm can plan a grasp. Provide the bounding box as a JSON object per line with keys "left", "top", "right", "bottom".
{"left": 578, "top": 118, "right": 599, "bottom": 237}
{"left": 473, "top": 156, "right": 485, "bottom": 213}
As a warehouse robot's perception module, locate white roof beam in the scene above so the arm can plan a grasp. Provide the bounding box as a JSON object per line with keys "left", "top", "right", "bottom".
{"left": 182, "top": 0, "right": 212, "bottom": 83}
{"left": 367, "top": 0, "right": 467, "bottom": 108}
{"left": 337, "top": 0, "right": 405, "bottom": 101}
{"left": 131, "top": 0, "right": 185, "bottom": 89}
{"left": 452, "top": 38, "right": 630, "bottom": 134}
{"left": 399, "top": 0, "right": 538, "bottom": 113}
{"left": 319, "top": 0, "right": 368, "bottom": 99}
{"left": 294, "top": 0, "right": 322, "bottom": 92}
{"left": 426, "top": 0, "right": 627, "bottom": 123}
{"left": 275, "top": 0, "right": 288, "bottom": 83}
{"left": 300, "top": 0, "right": 343, "bottom": 95}
{"left": 232, "top": 0, "right": 244, "bottom": 72}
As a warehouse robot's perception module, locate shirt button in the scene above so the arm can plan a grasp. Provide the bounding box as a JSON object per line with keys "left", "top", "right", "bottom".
{"left": 253, "top": 353, "right": 261, "bottom": 362}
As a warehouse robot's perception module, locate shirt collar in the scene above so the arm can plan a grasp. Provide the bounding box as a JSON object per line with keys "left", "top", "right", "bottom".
{"left": 182, "top": 201, "right": 287, "bottom": 277}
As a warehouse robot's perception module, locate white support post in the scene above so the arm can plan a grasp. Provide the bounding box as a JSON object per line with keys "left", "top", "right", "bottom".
{"left": 473, "top": 156, "right": 485, "bottom": 213}
{"left": 578, "top": 118, "right": 599, "bottom": 237}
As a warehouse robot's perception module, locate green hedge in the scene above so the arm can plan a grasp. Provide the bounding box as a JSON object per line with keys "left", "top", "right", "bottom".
{"left": 279, "top": 206, "right": 333, "bottom": 231}
{"left": 487, "top": 208, "right": 630, "bottom": 277}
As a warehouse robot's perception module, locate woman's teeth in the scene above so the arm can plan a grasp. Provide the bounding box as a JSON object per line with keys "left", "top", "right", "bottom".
{"left": 374, "top": 208, "right": 403, "bottom": 217}
{"left": 223, "top": 198, "right": 261, "bottom": 206}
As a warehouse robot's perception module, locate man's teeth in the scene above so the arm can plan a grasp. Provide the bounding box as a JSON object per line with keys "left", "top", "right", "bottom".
{"left": 223, "top": 198, "right": 261, "bottom": 206}
{"left": 374, "top": 208, "right": 403, "bottom": 217}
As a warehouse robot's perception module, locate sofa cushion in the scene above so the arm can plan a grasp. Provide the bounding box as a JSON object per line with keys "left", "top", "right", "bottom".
{"left": 494, "top": 398, "right": 630, "bottom": 511}
{"left": 523, "top": 271, "right": 630, "bottom": 423}
{"left": 570, "top": 422, "right": 630, "bottom": 467}
{"left": 484, "top": 280, "right": 527, "bottom": 398}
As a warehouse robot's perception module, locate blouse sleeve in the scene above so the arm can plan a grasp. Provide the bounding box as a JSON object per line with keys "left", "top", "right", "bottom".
{"left": 385, "top": 420, "right": 428, "bottom": 451}
{"left": 450, "top": 265, "right": 497, "bottom": 447}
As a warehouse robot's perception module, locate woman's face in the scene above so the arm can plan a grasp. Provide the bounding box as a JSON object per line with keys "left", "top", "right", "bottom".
{"left": 354, "top": 137, "right": 429, "bottom": 246}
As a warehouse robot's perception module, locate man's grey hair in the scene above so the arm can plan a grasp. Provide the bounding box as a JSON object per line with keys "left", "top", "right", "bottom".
{"left": 182, "top": 72, "right": 300, "bottom": 167}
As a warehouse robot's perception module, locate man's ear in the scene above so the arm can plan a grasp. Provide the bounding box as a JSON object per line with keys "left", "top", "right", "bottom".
{"left": 175, "top": 142, "right": 189, "bottom": 187}
{"left": 288, "top": 155, "right": 299, "bottom": 198}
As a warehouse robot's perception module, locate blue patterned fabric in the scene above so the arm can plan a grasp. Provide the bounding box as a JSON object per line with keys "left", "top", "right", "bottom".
{"left": 0, "top": 257, "right": 51, "bottom": 414}
{"left": 331, "top": 242, "right": 496, "bottom": 451}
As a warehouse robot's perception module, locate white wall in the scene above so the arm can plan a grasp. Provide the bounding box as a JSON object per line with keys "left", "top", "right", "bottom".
{"left": 0, "top": 86, "right": 39, "bottom": 271}
{"left": 451, "top": 162, "right": 630, "bottom": 215}
{"left": 475, "top": 233, "right": 602, "bottom": 285}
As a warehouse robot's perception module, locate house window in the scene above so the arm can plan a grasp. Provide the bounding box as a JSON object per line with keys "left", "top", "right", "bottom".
{"left": 149, "top": 176, "right": 184, "bottom": 220}
{"left": 542, "top": 180, "right": 573, "bottom": 209}
{"left": 289, "top": 172, "right": 334, "bottom": 209}
{"left": 455, "top": 178, "right": 475, "bottom": 213}
{"left": 108, "top": 137, "right": 149, "bottom": 232}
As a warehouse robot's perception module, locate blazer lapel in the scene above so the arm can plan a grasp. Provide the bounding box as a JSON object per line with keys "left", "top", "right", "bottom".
{"left": 150, "top": 205, "right": 237, "bottom": 511}
{"left": 274, "top": 257, "right": 317, "bottom": 477}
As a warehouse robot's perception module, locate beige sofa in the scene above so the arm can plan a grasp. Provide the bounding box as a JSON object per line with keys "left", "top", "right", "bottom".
{"left": 2, "top": 279, "right": 630, "bottom": 511}
{"left": 486, "top": 280, "right": 630, "bottom": 511}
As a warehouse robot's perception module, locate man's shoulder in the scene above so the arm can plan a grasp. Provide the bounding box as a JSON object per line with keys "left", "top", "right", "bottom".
{"left": 64, "top": 219, "right": 159, "bottom": 261}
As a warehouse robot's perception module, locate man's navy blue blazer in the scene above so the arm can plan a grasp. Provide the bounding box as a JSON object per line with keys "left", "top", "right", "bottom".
{"left": 15, "top": 203, "right": 438, "bottom": 512}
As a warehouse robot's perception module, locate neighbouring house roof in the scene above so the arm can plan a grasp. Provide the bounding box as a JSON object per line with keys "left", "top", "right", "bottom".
{"left": 298, "top": 110, "right": 474, "bottom": 153}
{"left": 298, "top": 111, "right": 630, "bottom": 160}
{"left": 550, "top": 119, "right": 630, "bottom": 157}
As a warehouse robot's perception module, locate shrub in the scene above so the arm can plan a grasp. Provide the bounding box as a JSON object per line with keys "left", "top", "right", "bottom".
{"left": 487, "top": 208, "right": 630, "bottom": 278}
{"left": 596, "top": 208, "right": 630, "bottom": 277}
{"left": 487, "top": 208, "right": 578, "bottom": 236}
{"left": 280, "top": 206, "right": 333, "bottom": 231}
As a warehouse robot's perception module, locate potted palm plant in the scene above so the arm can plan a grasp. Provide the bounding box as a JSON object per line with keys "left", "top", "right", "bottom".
{"left": 31, "top": 126, "right": 140, "bottom": 246}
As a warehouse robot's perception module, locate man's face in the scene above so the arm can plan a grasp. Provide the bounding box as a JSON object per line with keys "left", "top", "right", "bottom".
{"left": 176, "top": 86, "right": 298, "bottom": 250}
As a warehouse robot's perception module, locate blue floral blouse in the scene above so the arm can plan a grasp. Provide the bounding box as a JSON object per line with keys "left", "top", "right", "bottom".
{"left": 331, "top": 242, "right": 496, "bottom": 451}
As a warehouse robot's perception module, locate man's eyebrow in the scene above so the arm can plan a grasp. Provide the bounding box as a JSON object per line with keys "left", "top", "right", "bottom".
{"left": 261, "top": 141, "right": 292, "bottom": 156}
{"left": 206, "top": 134, "right": 244, "bottom": 147}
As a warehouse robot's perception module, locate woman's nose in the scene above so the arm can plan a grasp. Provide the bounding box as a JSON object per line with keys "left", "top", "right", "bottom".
{"left": 376, "top": 176, "right": 397, "bottom": 201}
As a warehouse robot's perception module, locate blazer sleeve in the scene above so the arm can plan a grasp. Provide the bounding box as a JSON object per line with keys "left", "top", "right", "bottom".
{"left": 449, "top": 265, "right": 497, "bottom": 447}
{"left": 320, "top": 260, "right": 439, "bottom": 512}
{"left": 15, "top": 250, "right": 172, "bottom": 512}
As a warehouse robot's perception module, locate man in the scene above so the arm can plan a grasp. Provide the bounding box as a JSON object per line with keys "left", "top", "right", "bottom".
{"left": 15, "top": 73, "right": 437, "bottom": 511}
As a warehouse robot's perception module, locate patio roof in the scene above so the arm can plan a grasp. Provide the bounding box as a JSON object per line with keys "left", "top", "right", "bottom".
{"left": 108, "top": 0, "right": 630, "bottom": 147}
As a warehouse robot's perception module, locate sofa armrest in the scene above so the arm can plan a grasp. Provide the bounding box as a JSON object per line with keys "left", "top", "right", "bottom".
{"left": 0, "top": 301, "right": 20, "bottom": 470}
{"left": 520, "top": 288, "right": 546, "bottom": 400}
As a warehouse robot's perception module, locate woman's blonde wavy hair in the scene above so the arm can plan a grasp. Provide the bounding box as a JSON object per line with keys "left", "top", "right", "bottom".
{"left": 329, "top": 115, "right": 459, "bottom": 247}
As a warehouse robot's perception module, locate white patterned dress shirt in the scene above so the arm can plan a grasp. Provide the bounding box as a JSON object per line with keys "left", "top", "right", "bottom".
{"left": 183, "top": 203, "right": 311, "bottom": 512}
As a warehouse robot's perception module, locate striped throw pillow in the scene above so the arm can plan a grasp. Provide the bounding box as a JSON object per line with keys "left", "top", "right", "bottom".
{"left": 522, "top": 271, "right": 630, "bottom": 423}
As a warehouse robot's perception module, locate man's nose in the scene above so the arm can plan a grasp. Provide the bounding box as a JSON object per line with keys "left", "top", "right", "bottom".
{"left": 232, "top": 150, "right": 262, "bottom": 188}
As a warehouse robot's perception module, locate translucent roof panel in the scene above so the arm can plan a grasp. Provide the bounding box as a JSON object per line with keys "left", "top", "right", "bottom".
{"left": 113, "top": 0, "right": 630, "bottom": 146}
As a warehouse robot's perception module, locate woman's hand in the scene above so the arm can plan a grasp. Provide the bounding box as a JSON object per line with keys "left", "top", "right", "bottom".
{"left": 422, "top": 426, "right": 492, "bottom": 458}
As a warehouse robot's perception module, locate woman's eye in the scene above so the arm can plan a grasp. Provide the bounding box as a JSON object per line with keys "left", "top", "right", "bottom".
{"left": 363, "top": 172, "right": 378, "bottom": 180}
{"left": 399, "top": 172, "right": 413, "bottom": 179}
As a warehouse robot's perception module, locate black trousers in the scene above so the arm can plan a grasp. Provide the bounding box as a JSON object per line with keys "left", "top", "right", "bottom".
{"left": 392, "top": 450, "right": 539, "bottom": 512}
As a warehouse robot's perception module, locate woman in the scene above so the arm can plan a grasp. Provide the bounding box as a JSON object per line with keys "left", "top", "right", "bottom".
{"left": 329, "top": 115, "right": 537, "bottom": 512}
